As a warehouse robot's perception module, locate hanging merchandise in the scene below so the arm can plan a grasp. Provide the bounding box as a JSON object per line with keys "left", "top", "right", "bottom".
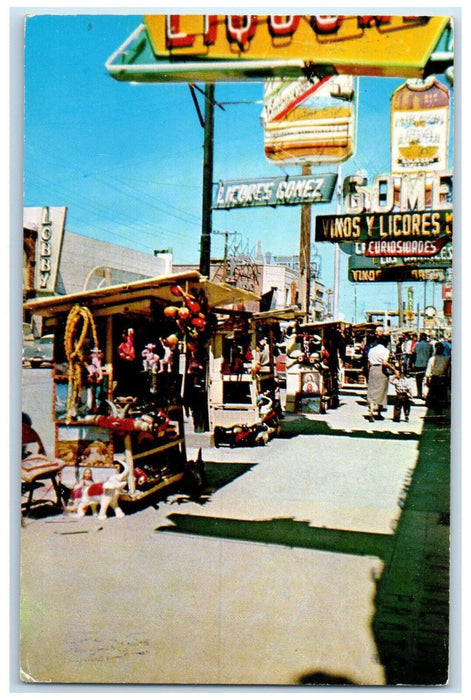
{"left": 64, "top": 304, "right": 101, "bottom": 422}
{"left": 391, "top": 75, "right": 450, "bottom": 175}
{"left": 117, "top": 328, "right": 135, "bottom": 361}
{"left": 167, "top": 285, "right": 208, "bottom": 339}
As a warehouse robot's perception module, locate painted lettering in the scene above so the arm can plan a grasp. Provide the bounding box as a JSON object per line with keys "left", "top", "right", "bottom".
{"left": 226, "top": 15, "right": 258, "bottom": 50}
{"left": 204, "top": 15, "right": 218, "bottom": 44}
{"left": 357, "top": 15, "right": 391, "bottom": 28}
{"left": 166, "top": 15, "right": 195, "bottom": 49}
{"left": 268, "top": 15, "right": 301, "bottom": 36}
{"left": 163, "top": 15, "right": 431, "bottom": 53}
{"left": 431, "top": 170, "right": 452, "bottom": 210}
{"left": 311, "top": 15, "right": 344, "bottom": 33}
{"left": 39, "top": 271, "right": 50, "bottom": 288}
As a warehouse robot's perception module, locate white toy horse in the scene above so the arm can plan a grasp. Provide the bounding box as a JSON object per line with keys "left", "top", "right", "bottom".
{"left": 75, "top": 460, "right": 129, "bottom": 520}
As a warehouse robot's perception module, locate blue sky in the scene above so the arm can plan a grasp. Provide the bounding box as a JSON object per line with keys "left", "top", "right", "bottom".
{"left": 21, "top": 12, "right": 455, "bottom": 324}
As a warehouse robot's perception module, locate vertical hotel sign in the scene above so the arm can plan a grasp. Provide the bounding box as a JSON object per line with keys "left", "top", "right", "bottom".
{"left": 391, "top": 76, "right": 450, "bottom": 174}
{"left": 24, "top": 206, "right": 66, "bottom": 294}
{"left": 261, "top": 75, "right": 356, "bottom": 165}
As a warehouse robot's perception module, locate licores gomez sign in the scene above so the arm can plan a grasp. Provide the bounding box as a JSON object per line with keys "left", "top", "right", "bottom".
{"left": 143, "top": 15, "right": 450, "bottom": 78}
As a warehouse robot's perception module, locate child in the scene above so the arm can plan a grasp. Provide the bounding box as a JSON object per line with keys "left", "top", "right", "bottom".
{"left": 391, "top": 369, "right": 414, "bottom": 422}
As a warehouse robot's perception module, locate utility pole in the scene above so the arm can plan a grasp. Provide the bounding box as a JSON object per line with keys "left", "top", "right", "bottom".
{"left": 299, "top": 164, "right": 311, "bottom": 319}
{"left": 332, "top": 162, "right": 342, "bottom": 320}
{"left": 397, "top": 282, "right": 403, "bottom": 327}
{"left": 199, "top": 83, "right": 215, "bottom": 278}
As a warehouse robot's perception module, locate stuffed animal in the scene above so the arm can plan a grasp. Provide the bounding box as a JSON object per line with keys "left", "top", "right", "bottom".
{"left": 74, "top": 460, "right": 129, "bottom": 520}
{"left": 142, "top": 343, "right": 160, "bottom": 372}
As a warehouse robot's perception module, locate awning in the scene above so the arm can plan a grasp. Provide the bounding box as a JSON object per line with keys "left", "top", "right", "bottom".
{"left": 23, "top": 270, "right": 260, "bottom": 319}
{"left": 252, "top": 307, "right": 305, "bottom": 323}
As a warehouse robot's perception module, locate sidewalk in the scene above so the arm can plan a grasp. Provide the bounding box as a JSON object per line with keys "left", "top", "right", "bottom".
{"left": 19, "top": 386, "right": 451, "bottom": 686}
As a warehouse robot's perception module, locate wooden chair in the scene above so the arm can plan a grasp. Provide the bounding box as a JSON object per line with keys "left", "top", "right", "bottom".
{"left": 21, "top": 422, "right": 65, "bottom": 514}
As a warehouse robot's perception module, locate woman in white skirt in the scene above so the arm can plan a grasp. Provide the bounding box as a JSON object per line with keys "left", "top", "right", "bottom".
{"left": 367, "top": 335, "right": 398, "bottom": 421}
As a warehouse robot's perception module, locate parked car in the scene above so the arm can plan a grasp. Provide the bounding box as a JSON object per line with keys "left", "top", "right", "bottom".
{"left": 22, "top": 334, "right": 54, "bottom": 368}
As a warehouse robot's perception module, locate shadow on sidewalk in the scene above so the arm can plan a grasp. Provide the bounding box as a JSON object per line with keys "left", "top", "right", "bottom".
{"left": 279, "top": 416, "right": 420, "bottom": 441}
{"left": 371, "top": 411, "right": 450, "bottom": 685}
{"left": 158, "top": 410, "right": 451, "bottom": 686}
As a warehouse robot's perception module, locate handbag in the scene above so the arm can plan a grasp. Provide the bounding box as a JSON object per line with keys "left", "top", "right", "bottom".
{"left": 382, "top": 363, "right": 395, "bottom": 377}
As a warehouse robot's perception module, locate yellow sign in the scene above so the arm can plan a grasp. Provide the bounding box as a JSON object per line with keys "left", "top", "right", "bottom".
{"left": 144, "top": 15, "right": 449, "bottom": 77}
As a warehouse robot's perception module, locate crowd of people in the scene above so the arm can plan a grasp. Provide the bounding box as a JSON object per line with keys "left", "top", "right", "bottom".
{"left": 364, "top": 327, "right": 451, "bottom": 422}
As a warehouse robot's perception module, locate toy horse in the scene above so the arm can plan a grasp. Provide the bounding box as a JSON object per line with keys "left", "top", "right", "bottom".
{"left": 75, "top": 460, "right": 129, "bottom": 520}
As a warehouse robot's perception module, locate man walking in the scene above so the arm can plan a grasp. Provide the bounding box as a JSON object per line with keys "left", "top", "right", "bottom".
{"left": 411, "top": 332, "right": 433, "bottom": 399}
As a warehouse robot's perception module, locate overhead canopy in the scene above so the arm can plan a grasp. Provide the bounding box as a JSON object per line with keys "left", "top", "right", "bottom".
{"left": 252, "top": 307, "right": 305, "bottom": 323}
{"left": 105, "top": 15, "right": 453, "bottom": 83}
{"left": 23, "top": 270, "right": 260, "bottom": 320}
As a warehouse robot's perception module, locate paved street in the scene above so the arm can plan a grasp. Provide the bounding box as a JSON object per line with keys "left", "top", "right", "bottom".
{"left": 19, "top": 369, "right": 451, "bottom": 686}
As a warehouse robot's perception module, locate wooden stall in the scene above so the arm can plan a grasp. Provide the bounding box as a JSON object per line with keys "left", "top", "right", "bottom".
{"left": 284, "top": 320, "right": 350, "bottom": 413}
{"left": 23, "top": 270, "right": 258, "bottom": 510}
{"left": 207, "top": 307, "right": 301, "bottom": 433}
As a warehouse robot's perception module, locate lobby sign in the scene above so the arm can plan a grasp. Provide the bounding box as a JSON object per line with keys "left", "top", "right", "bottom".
{"left": 23, "top": 206, "right": 66, "bottom": 294}
{"left": 143, "top": 15, "right": 449, "bottom": 79}
{"left": 261, "top": 75, "right": 356, "bottom": 165}
{"left": 212, "top": 173, "right": 337, "bottom": 209}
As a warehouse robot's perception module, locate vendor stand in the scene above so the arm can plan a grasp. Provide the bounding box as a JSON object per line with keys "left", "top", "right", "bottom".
{"left": 343, "top": 322, "right": 382, "bottom": 387}
{"left": 284, "top": 320, "right": 350, "bottom": 413}
{"left": 208, "top": 308, "right": 301, "bottom": 435}
{"left": 23, "top": 270, "right": 258, "bottom": 512}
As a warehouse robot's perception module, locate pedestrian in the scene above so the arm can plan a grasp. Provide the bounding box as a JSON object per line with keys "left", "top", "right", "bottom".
{"left": 411, "top": 332, "right": 433, "bottom": 399}
{"left": 425, "top": 341, "right": 451, "bottom": 416}
{"left": 441, "top": 334, "right": 452, "bottom": 357}
{"left": 366, "top": 335, "right": 397, "bottom": 421}
{"left": 401, "top": 332, "right": 416, "bottom": 374}
{"left": 362, "top": 331, "right": 377, "bottom": 380}
{"left": 390, "top": 369, "right": 414, "bottom": 422}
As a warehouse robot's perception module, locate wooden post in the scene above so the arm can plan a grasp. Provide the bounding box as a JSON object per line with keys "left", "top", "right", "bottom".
{"left": 299, "top": 164, "right": 311, "bottom": 318}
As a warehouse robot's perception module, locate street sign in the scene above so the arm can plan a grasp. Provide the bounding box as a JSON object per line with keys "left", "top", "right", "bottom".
{"left": 363, "top": 236, "right": 449, "bottom": 257}
{"left": 348, "top": 266, "right": 449, "bottom": 282}
{"left": 212, "top": 173, "right": 337, "bottom": 209}
{"left": 315, "top": 209, "right": 453, "bottom": 243}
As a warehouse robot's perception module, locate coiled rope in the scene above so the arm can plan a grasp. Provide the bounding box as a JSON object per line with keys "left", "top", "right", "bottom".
{"left": 64, "top": 305, "right": 99, "bottom": 422}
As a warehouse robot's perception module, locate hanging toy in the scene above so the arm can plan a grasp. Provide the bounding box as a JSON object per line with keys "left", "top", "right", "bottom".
{"left": 170, "top": 284, "right": 200, "bottom": 314}
{"left": 190, "top": 316, "right": 206, "bottom": 330}
{"left": 118, "top": 328, "right": 135, "bottom": 362}
{"left": 186, "top": 297, "right": 201, "bottom": 315}
{"left": 86, "top": 346, "right": 104, "bottom": 412}
{"left": 165, "top": 334, "right": 179, "bottom": 350}
{"left": 163, "top": 305, "right": 179, "bottom": 319}
{"left": 142, "top": 343, "right": 160, "bottom": 372}
{"left": 178, "top": 306, "right": 190, "bottom": 321}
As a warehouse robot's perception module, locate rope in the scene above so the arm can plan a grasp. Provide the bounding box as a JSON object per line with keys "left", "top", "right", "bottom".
{"left": 64, "top": 305, "right": 99, "bottom": 422}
